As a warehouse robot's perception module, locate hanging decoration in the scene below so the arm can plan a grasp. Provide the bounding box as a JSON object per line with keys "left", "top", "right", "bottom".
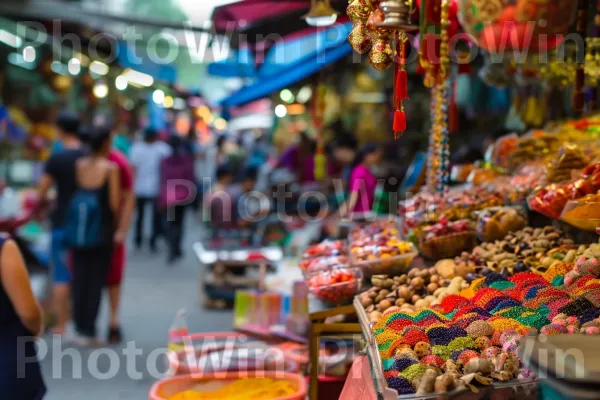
{"left": 457, "top": 0, "right": 577, "bottom": 54}
{"left": 347, "top": 0, "right": 418, "bottom": 138}
{"left": 312, "top": 81, "right": 328, "bottom": 181}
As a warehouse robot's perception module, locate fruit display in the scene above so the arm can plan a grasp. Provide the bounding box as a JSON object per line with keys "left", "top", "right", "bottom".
{"left": 453, "top": 226, "right": 574, "bottom": 276}
{"left": 370, "top": 256, "right": 600, "bottom": 396}
{"left": 476, "top": 207, "right": 527, "bottom": 242}
{"left": 358, "top": 269, "right": 467, "bottom": 324}
{"left": 302, "top": 240, "right": 347, "bottom": 259}
{"left": 545, "top": 144, "right": 588, "bottom": 184}
{"left": 308, "top": 267, "right": 362, "bottom": 306}
{"left": 167, "top": 377, "right": 299, "bottom": 400}
{"left": 419, "top": 220, "right": 477, "bottom": 260}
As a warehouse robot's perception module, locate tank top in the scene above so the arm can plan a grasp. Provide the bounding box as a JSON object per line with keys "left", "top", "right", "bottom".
{"left": 0, "top": 235, "right": 47, "bottom": 399}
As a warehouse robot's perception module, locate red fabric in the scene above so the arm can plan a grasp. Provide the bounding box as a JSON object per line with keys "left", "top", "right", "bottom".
{"left": 339, "top": 355, "right": 377, "bottom": 400}
{"left": 107, "top": 150, "right": 133, "bottom": 191}
{"left": 213, "top": 1, "right": 307, "bottom": 31}
{"left": 107, "top": 244, "right": 126, "bottom": 286}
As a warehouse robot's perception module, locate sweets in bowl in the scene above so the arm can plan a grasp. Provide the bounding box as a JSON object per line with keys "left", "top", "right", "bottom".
{"left": 308, "top": 267, "right": 362, "bottom": 306}
{"left": 561, "top": 194, "right": 600, "bottom": 231}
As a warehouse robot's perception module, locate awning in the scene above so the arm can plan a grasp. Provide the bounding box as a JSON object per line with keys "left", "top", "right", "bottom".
{"left": 209, "top": 22, "right": 352, "bottom": 79}
{"left": 220, "top": 41, "right": 351, "bottom": 108}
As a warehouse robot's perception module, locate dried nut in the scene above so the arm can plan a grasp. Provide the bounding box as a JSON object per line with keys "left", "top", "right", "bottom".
{"left": 371, "top": 276, "right": 385, "bottom": 288}
{"left": 386, "top": 290, "right": 398, "bottom": 299}
{"left": 361, "top": 297, "right": 373, "bottom": 307}
{"left": 415, "top": 299, "right": 430, "bottom": 309}
{"left": 368, "top": 290, "right": 378, "bottom": 299}
{"left": 411, "top": 277, "right": 425, "bottom": 290}
{"left": 395, "top": 298, "right": 406, "bottom": 307}
{"left": 379, "top": 289, "right": 390, "bottom": 297}
{"left": 375, "top": 294, "right": 386, "bottom": 303}
{"left": 419, "top": 269, "right": 431, "bottom": 280}
{"left": 366, "top": 305, "right": 375, "bottom": 313}
{"left": 383, "top": 279, "right": 395, "bottom": 289}
{"left": 411, "top": 294, "right": 422, "bottom": 304}
{"left": 399, "top": 286, "right": 412, "bottom": 300}
{"left": 369, "top": 311, "right": 382, "bottom": 324}
{"left": 427, "top": 283, "right": 439, "bottom": 294}
{"left": 430, "top": 275, "right": 440, "bottom": 284}
{"left": 378, "top": 299, "right": 392, "bottom": 312}
{"left": 407, "top": 269, "right": 418, "bottom": 278}
{"left": 398, "top": 275, "right": 408, "bottom": 284}
{"left": 544, "top": 233, "right": 559, "bottom": 241}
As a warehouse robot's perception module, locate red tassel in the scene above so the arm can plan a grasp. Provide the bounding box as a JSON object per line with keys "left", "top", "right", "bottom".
{"left": 394, "top": 70, "right": 409, "bottom": 106}
{"left": 393, "top": 109, "right": 406, "bottom": 139}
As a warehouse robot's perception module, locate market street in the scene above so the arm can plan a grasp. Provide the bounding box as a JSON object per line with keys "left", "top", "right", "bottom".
{"left": 40, "top": 219, "right": 233, "bottom": 400}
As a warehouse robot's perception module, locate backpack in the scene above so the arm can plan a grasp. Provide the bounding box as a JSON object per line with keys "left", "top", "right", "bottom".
{"left": 64, "top": 179, "right": 108, "bottom": 249}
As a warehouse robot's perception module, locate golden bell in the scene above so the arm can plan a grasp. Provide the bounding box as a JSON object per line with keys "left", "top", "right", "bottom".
{"left": 369, "top": 39, "right": 394, "bottom": 71}
{"left": 375, "top": 0, "right": 418, "bottom": 31}
{"left": 348, "top": 21, "right": 373, "bottom": 54}
{"left": 303, "top": 0, "right": 338, "bottom": 27}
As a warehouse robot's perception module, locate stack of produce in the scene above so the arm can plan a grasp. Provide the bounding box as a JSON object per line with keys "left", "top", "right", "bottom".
{"left": 372, "top": 256, "right": 600, "bottom": 396}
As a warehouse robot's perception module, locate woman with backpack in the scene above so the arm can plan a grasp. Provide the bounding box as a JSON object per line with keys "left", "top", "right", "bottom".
{"left": 0, "top": 234, "right": 46, "bottom": 399}
{"left": 65, "top": 126, "right": 121, "bottom": 345}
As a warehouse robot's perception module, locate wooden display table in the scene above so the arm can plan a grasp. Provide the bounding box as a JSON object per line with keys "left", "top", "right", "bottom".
{"left": 308, "top": 298, "right": 362, "bottom": 400}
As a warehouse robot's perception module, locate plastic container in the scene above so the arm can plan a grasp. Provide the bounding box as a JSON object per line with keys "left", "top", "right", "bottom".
{"left": 149, "top": 371, "right": 307, "bottom": 400}
{"left": 476, "top": 206, "right": 528, "bottom": 242}
{"left": 308, "top": 267, "right": 362, "bottom": 306}
{"left": 300, "top": 255, "right": 350, "bottom": 275}
{"left": 302, "top": 240, "right": 347, "bottom": 259}
{"left": 167, "top": 333, "right": 299, "bottom": 376}
{"left": 350, "top": 243, "right": 418, "bottom": 277}
{"left": 561, "top": 197, "right": 600, "bottom": 232}
{"left": 419, "top": 231, "right": 477, "bottom": 260}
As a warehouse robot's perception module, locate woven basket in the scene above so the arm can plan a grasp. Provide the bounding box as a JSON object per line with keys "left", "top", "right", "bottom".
{"left": 419, "top": 231, "right": 477, "bottom": 260}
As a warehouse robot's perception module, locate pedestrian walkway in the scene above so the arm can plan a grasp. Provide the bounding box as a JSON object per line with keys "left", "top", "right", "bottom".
{"left": 40, "top": 219, "right": 233, "bottom": 400}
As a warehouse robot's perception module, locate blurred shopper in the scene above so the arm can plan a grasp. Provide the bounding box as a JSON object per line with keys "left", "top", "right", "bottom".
{"left": 105, "top": 133, "right": 135, "bottom": 343}
{"left": 0, "top": 234, "right": 46, "bottom": 399}
{"left": 277, "top": 132, "right": 317, "bottom": 184}
{"left": 159, "top": 135, "right": 196, "bottom": 263}
{"left": 340, "top": 144, "right": 383, "bottom": 217}
{"left": 37, "top": 111, "right": 83, "bottom": 334}
{"left": 130, "top": 129, "right": 171, "bottom": 251}
{"left": 64, "top": 126, "right": 120, "bottom": 345}
{"left": 204, "top": 165, "right": 236, "bottom": 243}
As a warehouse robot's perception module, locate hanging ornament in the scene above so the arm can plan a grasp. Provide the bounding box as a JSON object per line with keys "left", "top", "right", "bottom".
{"left": 312, "top": 83, "right": 328, "bottom": 181}
{"left": 457, "top": 0, "right": 577, "bottom": 54}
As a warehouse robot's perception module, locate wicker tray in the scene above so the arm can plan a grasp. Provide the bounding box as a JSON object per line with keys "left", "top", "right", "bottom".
{"left": 419, "top": 231, "right": 477, "bottom": 260}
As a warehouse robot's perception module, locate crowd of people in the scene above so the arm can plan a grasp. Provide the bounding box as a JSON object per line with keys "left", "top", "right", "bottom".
{"left": 0, "top": 110, "right": 395, "bottom": 398}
